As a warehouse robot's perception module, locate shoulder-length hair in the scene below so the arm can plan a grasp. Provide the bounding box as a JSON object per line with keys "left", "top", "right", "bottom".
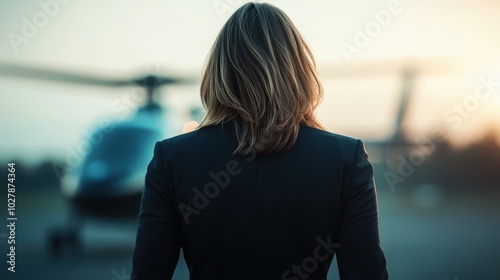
{"left": 200, "top": 2, "right": 325, "bottom": 154}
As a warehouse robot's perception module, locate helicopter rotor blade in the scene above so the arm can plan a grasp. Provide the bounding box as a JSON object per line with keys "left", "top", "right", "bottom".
{"left": 318, "top": 57, "right": 465, "bottom": 78}
{"left": 159, "top": 76, "right": 198, "bottom": 86}
{"left": 131, "top": 75, "right": 197, "bottom": 89}
{"left": 0, "top": 62, "right": 135, "bottom": 87}
{"left": 0, "top": 62, "right": 198, "bottom": 89}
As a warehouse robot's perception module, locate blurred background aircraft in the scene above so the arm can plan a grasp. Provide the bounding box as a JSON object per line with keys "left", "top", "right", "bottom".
{"left": 0, "top": 61, "right": 199, "bottom": 256}
{"left": 0, "top": 0, "right": 499, "bottom": 279}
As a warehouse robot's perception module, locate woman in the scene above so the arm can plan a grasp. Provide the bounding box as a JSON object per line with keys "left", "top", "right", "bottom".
{"left": 131, "top": 2, "right": 388, "bottom": 279}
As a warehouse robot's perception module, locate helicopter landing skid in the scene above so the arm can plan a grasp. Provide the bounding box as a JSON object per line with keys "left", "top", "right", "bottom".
{"left": 47, "top": 208, "right": 83, "bottom": 257}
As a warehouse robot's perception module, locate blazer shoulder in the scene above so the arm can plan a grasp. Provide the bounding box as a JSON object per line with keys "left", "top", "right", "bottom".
{"left": 159, "top": 129, "right": 198, "bottom": 146}
{"left": 157, "top": 125, "right": 219, "bottom": 155}
{"left": 301, "top": 125, "right": 360, "bottom": 151}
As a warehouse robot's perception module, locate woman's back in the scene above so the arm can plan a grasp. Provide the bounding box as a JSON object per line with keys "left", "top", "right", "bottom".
{"left": 132, "top": 122, "right": 387, "bottom": 279}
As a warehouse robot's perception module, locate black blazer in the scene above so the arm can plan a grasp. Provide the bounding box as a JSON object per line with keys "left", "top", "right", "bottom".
{"left": 131, "top": 122, "right": 388, "bottom": 280}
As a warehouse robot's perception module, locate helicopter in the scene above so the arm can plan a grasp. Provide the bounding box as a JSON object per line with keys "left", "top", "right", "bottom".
{"left": 0, "top": 62, "right": 199, "bottom": 255}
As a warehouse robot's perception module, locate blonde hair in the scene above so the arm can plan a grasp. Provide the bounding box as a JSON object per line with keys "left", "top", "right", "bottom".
{"left": 200, "top": 2, "right": 325, "bottom": 154}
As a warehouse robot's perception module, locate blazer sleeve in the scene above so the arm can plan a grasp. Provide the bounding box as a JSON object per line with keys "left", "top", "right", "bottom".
{"left": 335, "top": 139, "right": 389, "bottom": 279}
{"left": 131, "top": 141, "right": 181, "bottom": 280}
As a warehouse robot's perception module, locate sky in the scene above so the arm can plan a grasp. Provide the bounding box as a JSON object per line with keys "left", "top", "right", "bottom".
{"left": 1, "top": 0, "right": 500, "bottom": 162}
